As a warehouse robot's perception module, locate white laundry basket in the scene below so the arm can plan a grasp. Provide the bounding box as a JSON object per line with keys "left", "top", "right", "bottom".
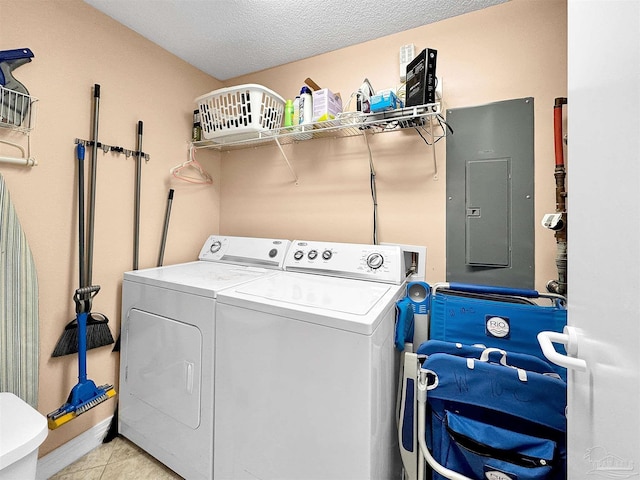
{"left": 0, "top": 393, "right": 48, "bottom": 480}
{"left": 195, "top": 84, "right": 285, "bottom": 141}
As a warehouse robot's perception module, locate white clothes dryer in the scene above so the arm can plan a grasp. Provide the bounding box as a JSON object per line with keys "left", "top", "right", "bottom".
{"left": 118, "top": 236, "right": 290, "bottom": 480}
{"left": 213, "top": 240, "right": 407, "bottom": 480}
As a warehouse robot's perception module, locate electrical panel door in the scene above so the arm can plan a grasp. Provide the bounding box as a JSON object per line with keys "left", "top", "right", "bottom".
{"left": 465, "top": 157, "right": 511, "bottom": 267}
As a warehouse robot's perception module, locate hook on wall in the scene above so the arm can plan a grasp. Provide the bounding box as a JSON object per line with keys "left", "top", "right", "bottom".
{"left": 75, "top": 138, "right": 150, "bottom": 162}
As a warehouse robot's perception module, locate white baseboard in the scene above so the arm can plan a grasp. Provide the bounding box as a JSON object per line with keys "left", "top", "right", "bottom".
{"left": 36, "top": 416, "right": 113, "bottom": 480}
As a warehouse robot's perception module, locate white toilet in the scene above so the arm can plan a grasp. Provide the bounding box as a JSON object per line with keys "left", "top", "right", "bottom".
{"left": 0, "top": 392, "right": 48, "bottom": 480}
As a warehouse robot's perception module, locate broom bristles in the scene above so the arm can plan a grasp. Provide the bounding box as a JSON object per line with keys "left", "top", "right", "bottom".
{"left": 52, "top": 314, "right": 115, "bottom": 357}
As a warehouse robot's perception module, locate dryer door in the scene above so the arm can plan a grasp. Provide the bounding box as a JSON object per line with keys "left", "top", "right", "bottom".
{"left": 125, "top": 309, "right": 202, "bottom": 429}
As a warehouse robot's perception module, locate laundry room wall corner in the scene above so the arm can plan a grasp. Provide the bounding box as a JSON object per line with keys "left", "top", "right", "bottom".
{"left": 2, "top": 0, "right": 223, "bottom": 456}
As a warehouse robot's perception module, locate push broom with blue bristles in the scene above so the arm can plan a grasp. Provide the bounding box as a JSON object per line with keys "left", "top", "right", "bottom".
{"left": 48, "top": 88, "right": 116, "bottom": 429}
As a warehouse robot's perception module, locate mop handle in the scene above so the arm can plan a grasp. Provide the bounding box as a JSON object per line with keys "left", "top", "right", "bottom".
{"left": 157, "top": 189, "right": 174, "bottom": 267}
{"left": 86, "top": 84, "right": 100, "bottom": 286}
{"left": 74, "top": 285, "right": 100, "bottom": 313}
{"left": 73, "top": 285, "right": 100, "bottom": 383}
{"left": 76, "top": 311, "right": 89, "bottom": 382}
{"left": 133, "top": 120, "right": 143, "bottom": 270}
{"left": 77, "top": 143, "right": 86, "bottom": 289}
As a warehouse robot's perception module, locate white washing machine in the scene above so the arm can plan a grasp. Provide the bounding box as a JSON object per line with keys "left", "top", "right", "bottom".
{"left": 213, "top": 240, "right": 407, "bottom": 480}
{"left": 118, "top": 235, "right": 291, "bottom": 480}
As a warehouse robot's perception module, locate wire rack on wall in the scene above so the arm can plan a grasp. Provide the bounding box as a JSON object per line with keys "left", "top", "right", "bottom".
{"left": 0, "top": 85, "right": 38, "bottom": 167}
{"left": 0, "top": 85, "right": 37, "bottom": 133}
{"left": 193, "top": 103, "right": 442, "bottom": 151}
{"left": 192, "top": 102, "right": 444, "bottom": 184}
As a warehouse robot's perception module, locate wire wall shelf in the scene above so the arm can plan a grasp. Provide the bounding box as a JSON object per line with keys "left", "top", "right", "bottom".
{"left": 192, "top": 102, "right": 443, "bottom": 184}
{"left": 193, "top": 103, "right": 441, "bottom": 151}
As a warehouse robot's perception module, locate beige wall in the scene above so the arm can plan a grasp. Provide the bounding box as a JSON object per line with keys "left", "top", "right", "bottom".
{"left": 221, "top": 0, "right": 567, "bottom": 286}
{"left": 2, "top": 0, "right": 221, "bottom": 455}
{"left": 1, "top": 0, "right": 566, "bottom": 458}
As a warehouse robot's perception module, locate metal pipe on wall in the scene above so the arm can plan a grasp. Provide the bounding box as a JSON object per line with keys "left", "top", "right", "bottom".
{"left": 547, "top": 97, "right": 568, "bottom": 295}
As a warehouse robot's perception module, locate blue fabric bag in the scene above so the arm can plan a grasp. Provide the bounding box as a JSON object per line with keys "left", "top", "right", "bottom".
{"left": 422, "top": 353, "right": 567, "bottom": 480}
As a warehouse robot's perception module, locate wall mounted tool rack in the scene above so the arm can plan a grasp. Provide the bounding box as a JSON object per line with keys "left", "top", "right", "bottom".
{"left": 192, "top": 102, "right": 443, "bottom": 184}
{"left": 74, "top": 138, "right": 150, "bottom": 162}
{"left": 0, "top": 85, "right": 38, "bottom": 167}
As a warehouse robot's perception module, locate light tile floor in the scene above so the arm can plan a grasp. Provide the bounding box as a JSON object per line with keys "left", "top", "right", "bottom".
{"left": 49, "top": 436, "right": 183, "bottom": 480}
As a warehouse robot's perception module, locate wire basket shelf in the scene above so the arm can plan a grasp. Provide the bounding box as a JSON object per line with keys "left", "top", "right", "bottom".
{"left": 0, "top": 84, "right": 38, "bottom": 133}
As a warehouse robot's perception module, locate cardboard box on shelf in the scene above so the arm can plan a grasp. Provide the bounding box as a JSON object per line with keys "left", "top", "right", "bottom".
{"left": 312, "top": 88, "right": 343, "bottom": 122}
{"left": 371, "top": 90, "right": 403, "bottom": 112}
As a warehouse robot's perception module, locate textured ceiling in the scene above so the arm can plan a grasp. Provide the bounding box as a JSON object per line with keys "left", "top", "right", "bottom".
{"left": 83, "top": 0, "right": 509, "bottom": 81}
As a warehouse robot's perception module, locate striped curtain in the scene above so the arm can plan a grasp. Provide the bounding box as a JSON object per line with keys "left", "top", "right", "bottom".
{"left": 0, "top": 173, "right": 39, "bottom": 408}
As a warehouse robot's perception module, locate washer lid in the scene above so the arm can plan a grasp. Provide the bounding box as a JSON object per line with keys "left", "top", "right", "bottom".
{"left": 236, "top": 273, "right": 391, "bottom": 315}
{"left": 0, "top": 393, "right": 47, "bottom": 469}
{"left": 221, "top": 272, "right": 403, "bottom": 334}
{"left": 123, "top": 261, "right": 274, "bottom": 297}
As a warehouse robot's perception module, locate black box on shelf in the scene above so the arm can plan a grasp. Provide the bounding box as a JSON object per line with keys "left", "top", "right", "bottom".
{"left": 405, "top": 48, "right": 438, "bottom": 107}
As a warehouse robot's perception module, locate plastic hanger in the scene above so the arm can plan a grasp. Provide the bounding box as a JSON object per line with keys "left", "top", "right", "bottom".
{"left": 170, "top": 146, "right": 213, "bottom": 184}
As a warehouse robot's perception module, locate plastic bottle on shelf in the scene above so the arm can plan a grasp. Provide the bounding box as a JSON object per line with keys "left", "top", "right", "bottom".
{"left": 284, "top": 99, "right": 294, "bottom": 127}
{"left": 293, "top": 96, "right": 300, "bottom": 125}
{"left": 192, "top": 109, "right": 201, "bottom": 142}
{"left": 292, "top": 95, "right": 306, "bottom": 140}
{"left": 299, "top": 86, "right": 312, "bottom": 125}
{"left": 297, "top": 86, "right": 313, "bottom": 140}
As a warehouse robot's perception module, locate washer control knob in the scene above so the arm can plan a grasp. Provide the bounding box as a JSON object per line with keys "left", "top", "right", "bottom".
{"left": 308, "top": 249, "right": 318, "bottom": 260}
{"left": 366, "top": 252, "right": 384, "bottom": 270}
{"left": 269, "top": 248, "right": 278, "bottom": 258}
{"left": 209, "top": 240, "right": 222, "bottom": 253}
{"left": 294, "top": 250, "right": 304, "bottom": 260}
{"left": 322, "top": 250, "right": 333, "bottom": 260}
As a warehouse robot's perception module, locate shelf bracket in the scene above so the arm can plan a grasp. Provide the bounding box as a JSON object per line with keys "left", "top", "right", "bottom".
{"left": 0, "top": 138, "right": 37, "bottom": 167}
{"left": 273, "top": 137, "right": 298, "bottom": 185}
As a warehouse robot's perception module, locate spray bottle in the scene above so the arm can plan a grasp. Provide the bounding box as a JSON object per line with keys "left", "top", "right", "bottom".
{"left": 297, "top": 86, "right": 313, "bottom": 140}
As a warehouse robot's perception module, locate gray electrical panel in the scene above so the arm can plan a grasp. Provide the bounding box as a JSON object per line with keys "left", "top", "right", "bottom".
{"left": 446, "top": 98, "right": 534, "bottom": 288}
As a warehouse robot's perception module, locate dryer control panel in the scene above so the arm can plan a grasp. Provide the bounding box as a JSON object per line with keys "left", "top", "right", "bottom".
{"left": 285, "top": 240, "right": 405, "bottom": 284}
{"left": 198, "top": 236, "right": 291, "bottom": 269}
